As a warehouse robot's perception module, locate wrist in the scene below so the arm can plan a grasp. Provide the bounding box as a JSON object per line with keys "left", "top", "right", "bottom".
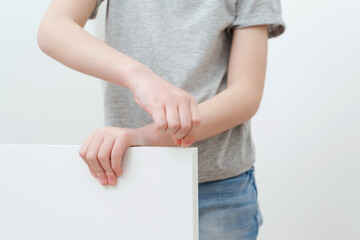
{"left": 125, "top": 64, "right": 154, "bottom": 91}
{"left": 132, "top": 123, "right": 179, "bottom": 147}
{"left": 110, "top": 54, "right": 150, "bottom": 89}
{"left": 126, "top": 128, "right": 148, "bottom": 147}
{"left": 127, "top": 124, "right": 156, "bottom": 147}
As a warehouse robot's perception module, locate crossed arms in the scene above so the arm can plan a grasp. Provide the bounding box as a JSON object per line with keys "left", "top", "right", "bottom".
{"left": 37, "top": 0, "right": 267, "bottom": 185}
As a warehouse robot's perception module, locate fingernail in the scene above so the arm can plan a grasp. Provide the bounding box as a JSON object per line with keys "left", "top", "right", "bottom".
{"left": 108, "top": 177, "right": 116, "bottom": 185}
{"left": 100, "top": 177, "right": 107, "bottom": 185}
{"left": 116, "top": 170, "right": 122, "bottom": 177}
{"left": 182, "top": 140, "right": 191, "bottom": 147}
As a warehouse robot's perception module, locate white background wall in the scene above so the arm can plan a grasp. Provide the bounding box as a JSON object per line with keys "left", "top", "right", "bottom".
{"left": 0, "top": 1, "right": 106, "bottom": 145}
{"left": 254, "top": 0, "right": 360, "bottom": 239}
{"left": 1, "top": 0, "right": 359, "bottom": 239}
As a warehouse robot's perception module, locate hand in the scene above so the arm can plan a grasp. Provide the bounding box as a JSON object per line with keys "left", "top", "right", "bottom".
{"left": 78, "top": 126, "right": 142, "bottom": 185}
{"left": 128, "top": 67, "right": 201, "bottom": 147}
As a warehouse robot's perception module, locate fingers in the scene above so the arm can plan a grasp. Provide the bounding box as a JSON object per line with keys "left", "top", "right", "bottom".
{"left": 152, "top": 105, "right": 167, "bottom": 131}
{"left": 111, "top": 136, "right": 127, "bottom": 177}
{"left": 181, "top": 98, "right": 201, "bottom": 147}
{"left": 172, "top": 101, "right": 192, "bottom": 140}
{"left": 86, "top": 136, "right": 108, "bottom": 185}
{"left": 78, "top": 127, "right": 134, "bottom": 186}
{"left": 165, "top": 104, "right": 180, "bottom": 134}
{"left": 171, "top": 134, "right": 182, "bottom": 146}
{"left": 86, "top": 165, "right": 97, "bottom": 178}
{"left": 79, "top": 132, "right": 97, "bottom": 176}
{"left": 97, "top": 137, "right": 117, "bottom": 185}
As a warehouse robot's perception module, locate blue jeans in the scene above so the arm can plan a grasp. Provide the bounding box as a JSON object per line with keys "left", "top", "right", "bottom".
{"left": 198, "top": 166, "right": 263, "bottom": 240}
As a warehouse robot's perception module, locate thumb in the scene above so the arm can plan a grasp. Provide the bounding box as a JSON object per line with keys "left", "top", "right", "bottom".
{"left": 171, "top": 135, "right": 182, "bottom": 146}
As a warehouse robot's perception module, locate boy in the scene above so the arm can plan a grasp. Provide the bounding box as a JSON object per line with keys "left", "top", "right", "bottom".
{"left": 38, "top": 0, "right": 285, "bottom": 239}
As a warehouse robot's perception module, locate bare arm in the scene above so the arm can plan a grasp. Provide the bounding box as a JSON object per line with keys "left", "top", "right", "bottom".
{"left": 37, "top": 0, "right": 146, "bottom": 88}
{"left": 133, "top": 25, "right": 268, "bottom": 147}
{"left": 38, "top": 0, "right": 201, "bottom": 147}
{"left": 77, "top": 25, "right": 267, "bottom": 185}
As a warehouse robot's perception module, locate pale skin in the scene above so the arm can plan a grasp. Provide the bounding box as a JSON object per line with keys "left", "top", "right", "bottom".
{"left": 37, "top": 0, "right": 268, "bottom": 185}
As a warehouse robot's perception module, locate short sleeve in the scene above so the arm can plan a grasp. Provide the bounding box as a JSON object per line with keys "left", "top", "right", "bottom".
{"left": 226, "top": 0, "right": 286, "bottom": 39}
{"left": 89, "top": 0, "right": 105, "bottom": 20}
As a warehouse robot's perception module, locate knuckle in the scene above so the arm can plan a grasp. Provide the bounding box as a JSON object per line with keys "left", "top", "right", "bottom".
{"left": 97, "top": 152, "right": 108, "bottom": 162}
{"left": 86, "top": 153, "right": 97, "bottom": 163}
{"left": 168, "top": 122, "right": 180, "bottom": 130}
{"left": 181, "top": 123, "right": 191, "bottom": 131}
{"left": 79, "top": 149, "right": 86, "bottom": 158}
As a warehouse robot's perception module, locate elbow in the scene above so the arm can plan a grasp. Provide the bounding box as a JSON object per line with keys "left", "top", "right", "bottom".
{"left": 245, "top": 91, "right": 263, "bottom": 120}
{"left": 37, "top": 17, "right": 60, "bottom": 55}
{"left": 251, "top": 102, "right": 261, "bottom": 118}
{"left": 37, "top": 21, "right": 50, "bottom": 54}
{"left": 250, "top": 95, "right": 263, "bottom": 118}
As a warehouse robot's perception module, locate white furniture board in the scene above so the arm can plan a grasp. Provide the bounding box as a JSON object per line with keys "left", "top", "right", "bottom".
{"left": 0, "top": 144, "right": 198, "bottom": 240}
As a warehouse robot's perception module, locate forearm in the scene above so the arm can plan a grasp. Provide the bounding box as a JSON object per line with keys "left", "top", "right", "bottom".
{"left": 37, "top": 16, "right": 148, "bottom": 88}
{"left": 133, "top": 26, "right": 267, "bottom": 147}
{"left": 133, "top": 83, "right": 262, "bottom": 147}
{"left": 195, "top": 82, "right": 262, "bottom": 141}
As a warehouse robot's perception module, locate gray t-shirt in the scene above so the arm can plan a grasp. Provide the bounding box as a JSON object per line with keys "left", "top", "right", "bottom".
{"left": 89, "top": 0, "right": 286, "bottom": 183}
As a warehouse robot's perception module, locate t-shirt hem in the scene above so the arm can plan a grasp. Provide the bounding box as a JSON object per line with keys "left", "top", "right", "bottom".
{"left": 227, "top": 13, "right": 286, "bottom": 39}
{"left": 198, "top": 161, "right": 255, "bottom": 183}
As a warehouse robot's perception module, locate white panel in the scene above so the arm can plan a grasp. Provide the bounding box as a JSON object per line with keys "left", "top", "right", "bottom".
{"left": 0, "top": 144, "right": 198, "bottom": 240}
